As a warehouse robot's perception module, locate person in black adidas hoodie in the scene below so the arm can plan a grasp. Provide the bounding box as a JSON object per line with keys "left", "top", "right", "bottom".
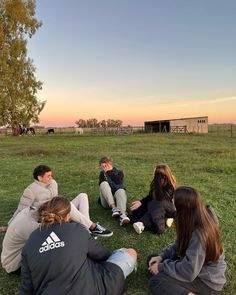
{"left": 19, "top": 197, "right": 137, "bottom": 295}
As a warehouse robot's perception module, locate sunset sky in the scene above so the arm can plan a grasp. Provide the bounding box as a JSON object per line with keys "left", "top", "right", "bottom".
{"left": 28, "top": 0, "right": 236, "bottom": 127}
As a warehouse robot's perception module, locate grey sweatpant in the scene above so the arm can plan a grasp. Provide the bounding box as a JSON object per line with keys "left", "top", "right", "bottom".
{"left": 70, "top": 193, "right": 93, "bottom": 229}
{"left": 99, "top": 181, "right": 127, "bottom": 212}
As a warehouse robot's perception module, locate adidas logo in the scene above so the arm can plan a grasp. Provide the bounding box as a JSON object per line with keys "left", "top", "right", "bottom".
{"left": 39, "top": 231, "right": 65, "bottom": 253}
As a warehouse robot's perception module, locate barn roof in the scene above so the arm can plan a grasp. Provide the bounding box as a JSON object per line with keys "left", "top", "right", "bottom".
{"left": 145, "top": 116, "right": 208, "bottom": 123}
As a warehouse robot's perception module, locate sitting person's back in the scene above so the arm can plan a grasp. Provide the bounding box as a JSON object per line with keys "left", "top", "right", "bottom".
{"left": 19, "top": 197, "right": 137, "bottom": 295}
{"left": 1, "top": 207, "right": 39, "bottom": 273}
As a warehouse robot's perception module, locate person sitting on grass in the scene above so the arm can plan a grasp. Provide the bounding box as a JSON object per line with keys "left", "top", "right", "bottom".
{"left": 19, "top": 197, "right": 137, "bottom": 295}
{"left": 148, "top": 186, "right": 227, "bottom": 295}
{"left": 98, "top": 157, "right": 130, "bottom": 226}
{"left": 9, "top": 165, "right": 112, "bottom": 237}
{"left": 129, "top": 163, "right": 176, "bottom": 234}
{"left": 1, "top": 204, "right": 48, "bottom": 274}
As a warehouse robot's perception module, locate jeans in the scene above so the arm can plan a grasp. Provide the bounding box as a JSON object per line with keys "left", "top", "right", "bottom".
{"left": 107, "top": 249, "right": 137, "bottom": 278}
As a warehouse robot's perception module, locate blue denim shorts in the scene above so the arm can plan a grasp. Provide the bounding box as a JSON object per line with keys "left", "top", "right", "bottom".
{"left": 106, "top": 248, "right": 137, "bottom": 278}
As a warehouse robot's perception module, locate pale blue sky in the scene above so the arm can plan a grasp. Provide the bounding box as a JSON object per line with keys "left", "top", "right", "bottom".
{"left": 28, "top": 0, "right": 236, "bottom": 126}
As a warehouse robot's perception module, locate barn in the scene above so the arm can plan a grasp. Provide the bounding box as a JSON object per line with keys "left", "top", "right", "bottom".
{"left": 144, "top": 116, "right": 208, "bottom": 133}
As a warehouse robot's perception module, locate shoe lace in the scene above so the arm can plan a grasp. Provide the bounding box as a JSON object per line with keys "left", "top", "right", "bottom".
{"left": 96, "top": 223, "right": 106, "bottom": 231}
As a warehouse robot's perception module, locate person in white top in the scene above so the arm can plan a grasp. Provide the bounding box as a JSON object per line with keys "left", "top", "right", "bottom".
{"left": 9, "top": 165, "right": 112, "bottom": 237}
{"left": 1, "top": 206, "right": 42, "bottom": 273}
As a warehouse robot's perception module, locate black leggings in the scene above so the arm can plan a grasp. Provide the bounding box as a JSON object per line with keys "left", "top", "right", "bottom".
{"left": 149, "top": 273, "right": 219, "bottom": 295}
{"left": 140, "top": 200, "right": 175, "bottom": 234}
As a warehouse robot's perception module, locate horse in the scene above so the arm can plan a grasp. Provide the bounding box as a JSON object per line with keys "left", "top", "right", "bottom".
{"left": 19, "top": 124, "right": 35, "bottom": 136}
{"left": 74, "top": 127, "right": 83, "bottom": 135}
{"left": 47, "top": 128, "right": 55, "bottom": 134}
{"left": 26, "top": 127, "right": 35, "bottom": 135}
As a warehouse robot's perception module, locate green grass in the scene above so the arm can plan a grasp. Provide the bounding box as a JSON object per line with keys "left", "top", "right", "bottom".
{"left": 0, "top": 133, "right": 235, "bottom": 294}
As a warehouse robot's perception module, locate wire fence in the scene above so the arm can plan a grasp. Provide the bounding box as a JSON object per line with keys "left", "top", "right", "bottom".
{"left": 1, "top": 124, "right": 235, "bottom": 137}
{"left": 208, "top": 124, "right": 236, "bottom": 137}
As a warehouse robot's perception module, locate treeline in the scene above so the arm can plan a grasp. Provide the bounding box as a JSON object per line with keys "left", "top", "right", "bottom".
{"left": 75, "top": 118, "right": 123, "bottom": 128}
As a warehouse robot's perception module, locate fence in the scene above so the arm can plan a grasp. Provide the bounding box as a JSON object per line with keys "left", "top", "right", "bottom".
{"left": 1, "top": 125, "right": 235, "bottom": 137}
{"left": 0, "top": 126, "right": 145, "bottom": 136}
{"left": 208, "top": 124, "right": 236, "bottom": 137}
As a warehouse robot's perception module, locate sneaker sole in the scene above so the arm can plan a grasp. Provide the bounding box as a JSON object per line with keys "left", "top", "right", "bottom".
{"left": 112, "top": 213, "right": 120, "bottom": 218}
{"left": 93, "top": 231, "right": 113, "bottom": 238}
{"left": 120, "top": 219, "right": 130, "bottom": 226}
{"left": 166, "top": 218, "right": 174, "bottom": 228}
{"left": 133, "top": 223, "right": 142, "bottom": 234}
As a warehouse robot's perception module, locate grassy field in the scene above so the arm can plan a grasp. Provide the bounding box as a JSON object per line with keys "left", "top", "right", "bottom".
{"left": 0, "top": 133, "right": 235, "bottom": 295}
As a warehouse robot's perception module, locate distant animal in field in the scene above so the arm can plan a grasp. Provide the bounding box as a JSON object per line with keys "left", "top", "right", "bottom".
{"left": 19, "top": 124, "right": 35, "bottom": 136}
{"left": 75, "top": 127, "right": 83, "bottom": 134}
{"left": 47, "top": 128, "right": 55, "bottom": 134}
{"left": 26, "top": 127, "right": 35, "bottom": 135}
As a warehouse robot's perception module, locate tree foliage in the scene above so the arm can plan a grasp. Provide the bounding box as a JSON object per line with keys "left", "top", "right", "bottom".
{"left": 0, "top": 0, "right": 45, "bottom": 135}
{"left": 75, "top": 118, "right": 123, "bottom": 128}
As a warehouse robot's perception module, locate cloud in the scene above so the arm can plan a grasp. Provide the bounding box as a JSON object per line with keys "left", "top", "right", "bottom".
{"left": 146, "top": 96, "right": 236, "bottom": 109}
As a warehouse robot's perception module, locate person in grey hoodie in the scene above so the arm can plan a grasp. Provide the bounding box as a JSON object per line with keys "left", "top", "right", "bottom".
{"left": 148, "top": 186, "right": 226, "bottom": 295}
{"left": 1, "top": 204, "right": 48, "bottom": 273}
{"left": 9, "top": 165, "right": 112, "bottom": 237}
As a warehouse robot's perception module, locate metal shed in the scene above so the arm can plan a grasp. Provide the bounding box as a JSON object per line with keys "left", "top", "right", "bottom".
{"left": 144, "top": 116, "right": 208, "bottom": 133}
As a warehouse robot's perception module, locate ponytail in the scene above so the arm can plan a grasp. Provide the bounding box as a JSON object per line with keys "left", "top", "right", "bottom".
{"left": 39, "top": 197, "right": 71, "bottom": 227}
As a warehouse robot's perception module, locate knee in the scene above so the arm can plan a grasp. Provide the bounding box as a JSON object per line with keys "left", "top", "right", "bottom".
{"left": 100, "top": 181, "right": 111, "bottom": 192}
{"left": 122, "top": 248, "right": 137, "bottom": 260}
{"left": 115, "top": 188, "right": 127, "bottom": 199}
{"left": 74, "top": 193, "right": 88, "bottom": 203}
{"left": 78, "top": 193, "right": 88, "bottom": 200}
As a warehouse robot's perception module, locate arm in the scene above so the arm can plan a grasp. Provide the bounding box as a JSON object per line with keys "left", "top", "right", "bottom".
{"left": 99, "top": 171, "right": 106, "bottom": 185}
{"left": 158, "top": 230, "right": 206, "bottom": 282}
{"left": 111, "top": 169, "right": 124, "bottom": 185}
{"left": 50, "top": 179, "right": 58, "bottom": 197}
{"left": 11, "top": 188, "right": 35, "bottom": 221}
{"left": 18, "top": 248, "right": 34, "bottom": 294}
{"left": 17, "top": 187, "right": 35, "bottom": 211}
{"left": 147, "top": 241, "right": 177, "bottom": 267}
{"left": 87, "top": 235, "right": 111, "bottom": 262}
{"left": 130, "top": 200, "right": 142, "bottom": 211}
{"left": 140, "top": 193, "right": 153, "bottom": 206}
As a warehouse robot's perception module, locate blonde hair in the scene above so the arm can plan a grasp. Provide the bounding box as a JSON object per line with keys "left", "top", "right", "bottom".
{"left": 39, "top": 197, "right": 71, "bottom": 227}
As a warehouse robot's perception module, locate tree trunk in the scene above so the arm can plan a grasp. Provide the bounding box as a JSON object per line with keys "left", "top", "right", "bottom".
{"left": 12, "top": 124, "right": 21, "bottom": 136}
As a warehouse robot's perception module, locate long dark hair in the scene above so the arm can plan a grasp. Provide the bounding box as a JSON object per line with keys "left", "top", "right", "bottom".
{"left": 150, "top": 164, "right": 176, "bottom": 201}
{"left": 39, "top": 197, "right": 71, "bottom": 227}
{"left": 174, "top": 186, "right": 223, "bottom": 262}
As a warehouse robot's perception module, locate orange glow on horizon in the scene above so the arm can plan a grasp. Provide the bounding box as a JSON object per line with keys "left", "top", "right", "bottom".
{"left": 38, "top": 95, "right": 236, "bottom": 127}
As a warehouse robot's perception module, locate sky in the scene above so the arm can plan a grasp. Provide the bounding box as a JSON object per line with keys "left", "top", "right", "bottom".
{"left": 28, "top": 0, "right": 236, "bottom": 127}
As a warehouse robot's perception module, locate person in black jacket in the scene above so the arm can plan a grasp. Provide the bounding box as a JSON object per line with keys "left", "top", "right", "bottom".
{"left": 98, "top": 157, "right": 130, "bottom": 226}
{"left": 19, "top": 197, "right": 137, "bottom": 295}
{"left": 129, "top": 164, "right": 176, "bottom": 234}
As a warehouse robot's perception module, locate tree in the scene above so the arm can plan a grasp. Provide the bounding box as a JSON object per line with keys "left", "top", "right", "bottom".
{"left": 0, "top": 0, "right": 45, "bottom": 135}
{"left": 86, "top": 118, "right": 99, "bottom": 128}
{"left": 106, "top": 119, "right": 123, "bottom": 128}
{"left": 75, "top": 119, "right": 87, "bottom": 128}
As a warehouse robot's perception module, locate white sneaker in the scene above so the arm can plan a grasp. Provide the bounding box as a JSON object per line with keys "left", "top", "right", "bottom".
{"left": 166, "top": 218, "right": 174, "bottom": 228}
{"left": 133, "top": 222, "right": 145, "bottom": 234}
{"left": 111, "top": 207, "right": 120, "bottom": 218}
{"left": 119, "top": 214, "right": 130, "bottom": 226}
